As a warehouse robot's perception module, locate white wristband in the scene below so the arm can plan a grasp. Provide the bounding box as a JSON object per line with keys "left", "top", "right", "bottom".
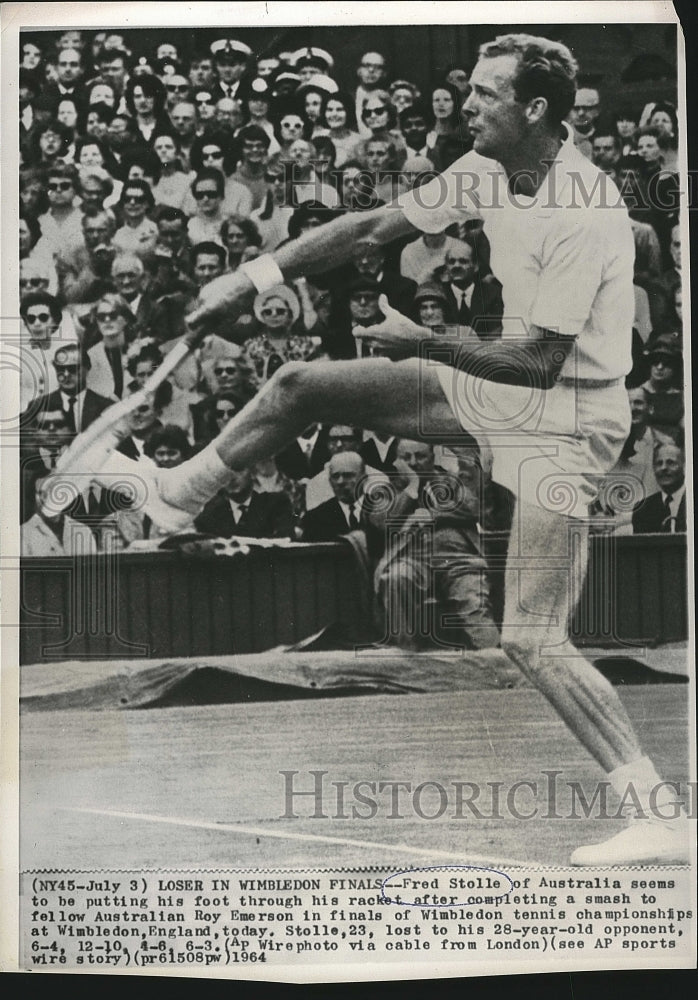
{"left": 240, "top": 253, "right": 285, "bottom": 294}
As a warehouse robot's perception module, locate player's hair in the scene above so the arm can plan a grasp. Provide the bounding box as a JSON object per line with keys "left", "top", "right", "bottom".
{"left": 478, "top": 33, "right": 578, "bottom": 124}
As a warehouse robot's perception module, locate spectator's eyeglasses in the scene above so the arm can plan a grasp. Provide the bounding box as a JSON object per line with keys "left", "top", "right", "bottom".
{"left": 243, "top": 142, "right": 267, "bottom": 152}
{"left": 196, "top": 96, "right": 214, "bottom": 105}
{"left": 215, "top": 366, "right": 238, "bottom": 375}
{"left": 25, "top": 311, "right": 52, "bottom": 324}
{"left": 265, "top": 172, "right": 284, "bottom": 182}
{"left": 54, "top": 363, "right": 80, "bottom": 373}
{"left": 165, "top": 83, "right": 190, "bottom": 92}
{"left": 361, "top": 61, "right": 384, "bottom": 70}
{"left": 261, "top": 307, "right": 289, "bottom": 317}
{"left": 48, "top": 181, "right": 73, "bottom": 191}
{"left": 216, "top": 407, "right": 236, "bottom": 418}
{"left": 193, "top": 188, "right": 219, "bottom": 199}
{"left": 281, "top": 121, "right": 303, "bottom": 131}
{"left": 202, "top": 149, "right": 224, "bottom": 159}
{"left": 124, "top": 193, "right": 146, "bottom": 203}
{"left": 363, "top": 106, "right": 387, "bottom": 118}
{"left": 96, "top": 310, "right": 119, "bottom": 321}
{"left": 20, "top": 277, "right": 47, "bottom": 287}
{"left": 59, "top": 60, "right": 80, "bottom": 68}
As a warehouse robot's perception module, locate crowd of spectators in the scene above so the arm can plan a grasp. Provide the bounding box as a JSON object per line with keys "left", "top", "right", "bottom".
{"left": 17, "top": 29, "right": 686, "bottom": 645}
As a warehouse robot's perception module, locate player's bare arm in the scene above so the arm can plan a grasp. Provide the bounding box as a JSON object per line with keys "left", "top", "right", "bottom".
{"left": 358, "top": 295, "right": 577, "bottom": 389}
{"left": 186, "top": 204, "right": 416, "bottom": 330}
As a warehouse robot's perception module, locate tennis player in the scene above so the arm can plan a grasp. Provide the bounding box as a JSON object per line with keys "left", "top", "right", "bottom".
{"left": 60, "top": 34, "right": 689, "bottom": 865}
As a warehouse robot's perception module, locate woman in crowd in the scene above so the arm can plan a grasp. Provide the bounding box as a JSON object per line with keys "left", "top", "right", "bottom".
{"left": 318, "top": 90, "right": 360, "bottom": 168}
{"left": 189, "top": 132, "right": 253, "bottom": 217}
{"left": 113, "top": 177, "right": 159, "bottom": 258}
{"left": 74, "top": 134, "right": 120, "bottom": 178}
{"left": 353, "top": 89, "right": 407, "bottom": 166}
{"left": 150, "top": 131, "right": 193, "bottom": 209}
{"left": 274, "top": 109, "right": 313, "bottom": 158}
{"left": 29, "top": 119, "right": 73, "bottom": 168}
{"left": 20, "top": 167, "right": 49, "bottom": 217}
{"left": 251, "top": 153, "right": 294, "bottom": 251}
{"left": 124, "top": 73, "right": 169, "bottom": 144}
{"left": 86, "top": 292, "right": 138, "bottom": 398}
{"left": 221, "top": 214, "right": 262, "bottom": 272}
{"left": 388, "top": 79, "right": 420, "bottom": 117}
{"left": 425, "top": 80, "right": 471, "bottom": 170}
{"left": 187, "top": 168, "right": 230, "bottom": 245}
{"left": 242, "top": 284, "right": 321, "bottom": 382}
{"left": 238, "top": 76, "right": 281, "bottom": 154}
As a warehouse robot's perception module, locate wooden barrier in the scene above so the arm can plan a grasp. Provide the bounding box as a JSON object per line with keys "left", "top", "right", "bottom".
{"left": 19, "top": 534, "right": 687, "bottom": 664}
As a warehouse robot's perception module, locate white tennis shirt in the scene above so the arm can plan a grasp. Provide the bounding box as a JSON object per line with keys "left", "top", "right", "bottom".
{"left": 400, "top": 129, "right": 635, "bottom": 381}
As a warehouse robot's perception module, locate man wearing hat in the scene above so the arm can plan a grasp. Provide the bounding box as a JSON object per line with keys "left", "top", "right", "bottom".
{"left": 210, "top": 38, "right": 252, "bottom": 100}
{"left": 290, "top": 46, "right": 335, "bottom": 83}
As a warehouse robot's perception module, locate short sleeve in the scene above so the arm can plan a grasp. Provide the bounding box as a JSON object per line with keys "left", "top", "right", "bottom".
{"left": 400, "top": 151, "right": 486, "bottom": 234}
{"left": 529, "top": 213, "right": 605, "bottom": 336}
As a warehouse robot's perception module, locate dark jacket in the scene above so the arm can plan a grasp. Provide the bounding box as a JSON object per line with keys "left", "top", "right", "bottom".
{"left": 632, "top": 490, "right": 686, "bottom": 534}
{"left": 194, "top": 490, "right": 294, "bottom": 539}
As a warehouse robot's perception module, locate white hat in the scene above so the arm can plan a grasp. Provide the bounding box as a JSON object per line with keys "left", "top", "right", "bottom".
{"left": 253, "top": 284, "right": 300, "bottom": 325}
{"left": 297, "top": 73, "right": 338, "bottom": 96}
{"left": 210, "top": 39, "right": 252, "bottom": 59}
{"left": 290, "top": 46, "right": 334, "bottom": 71}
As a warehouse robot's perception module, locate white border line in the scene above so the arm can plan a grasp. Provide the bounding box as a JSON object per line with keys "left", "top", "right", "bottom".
{"left": 66, "top": 806, "right": 534, "bottom": 868}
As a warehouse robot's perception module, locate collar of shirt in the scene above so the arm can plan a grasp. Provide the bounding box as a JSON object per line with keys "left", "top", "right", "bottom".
{"left": 661, "top": 484, "right": 685, "bottom": 512}
{"left": 61, "top": 387, "right": 86, "bottom": 407}
{"left": 450, "top": 282, "right": 473, "bottom": 308}
{"left": 363, "top": 431, "right": 394, "bottom": 462}
{"left": 338, "top": 499, "right": 362, "bottom": 524}
{"left": 228, "top": 497, "right": 250, "bottom": 520}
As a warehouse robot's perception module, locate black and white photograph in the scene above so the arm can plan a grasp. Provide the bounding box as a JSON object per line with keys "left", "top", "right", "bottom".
{"left": 0, "top": 1, "right": 694, "bottom": 981}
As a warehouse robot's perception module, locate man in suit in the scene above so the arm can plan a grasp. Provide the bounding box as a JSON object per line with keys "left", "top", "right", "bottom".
{"left": 31, "top": 344, "right": 113, "bottom": 435}
{"left": 438, "top": 244, "right": 503, "bottom": 336}
{"left": 195, "top": 467, "right": 294, "bottom": 539}
{"left": 40, "top": 47, "right": 87, "bottom": 106}
{"left": 301, "top": 452, "right": 366, "bottom": 542}
{"left": 632, "top": 443, "right": 686, "bottom": 533}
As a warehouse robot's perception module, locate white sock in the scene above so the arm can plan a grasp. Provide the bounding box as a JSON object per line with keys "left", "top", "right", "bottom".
{"left": 608, "top": 755, "right": 682, "bottom": 820}
{"left": 158, "top": 443, "right": 233, "bottom": 515}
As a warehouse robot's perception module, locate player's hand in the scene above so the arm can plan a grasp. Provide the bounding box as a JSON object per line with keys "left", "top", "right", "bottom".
{"left": 184, "top": 270, "right": 257, "bottom": 345}
{"left": 354, "top": 295, "right": 430, "bottom": 354}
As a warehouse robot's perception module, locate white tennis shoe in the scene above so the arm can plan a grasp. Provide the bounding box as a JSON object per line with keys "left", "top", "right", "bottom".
{"left": 570, "top": 813, "right": 691, "bottom": 866}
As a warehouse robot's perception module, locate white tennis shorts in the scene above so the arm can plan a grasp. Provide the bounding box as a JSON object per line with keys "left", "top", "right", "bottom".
{"left": 431, "top": 361, "right": 631, "bottom": 520}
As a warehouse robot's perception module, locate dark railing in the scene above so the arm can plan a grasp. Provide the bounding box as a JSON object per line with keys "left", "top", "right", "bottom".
{"left": 19, "top": 534, "right": 687, "bottom": 665}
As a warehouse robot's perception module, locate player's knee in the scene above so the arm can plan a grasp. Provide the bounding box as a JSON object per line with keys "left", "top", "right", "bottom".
{"left": 269, "top": 360, "right": 310, "bottom": 401}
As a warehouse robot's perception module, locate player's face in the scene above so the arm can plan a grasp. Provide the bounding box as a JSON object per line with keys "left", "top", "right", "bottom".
{"left": 462, "top": 54, "right": 528, "bottom": 161}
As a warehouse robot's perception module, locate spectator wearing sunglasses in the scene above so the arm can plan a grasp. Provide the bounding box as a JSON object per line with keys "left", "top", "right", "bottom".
{"left": 187, "top": 168, "right": 230, "bottom": 245}
{"left": 243, "top": 284, "right": 322, "bottom": 383}
{"left": 113, "top": 178, "right": 159, "bottom": 259}
{"left": 188, "top": 132, "right": 253, "bottom": 217}
{"left": 19, "top": 291, "right": 79, "bottom": 409}
{"left": 86, "top": 293, "right": 138, "bottom": 399}
{"left": 38, "top": 162, "right": 84, "bottom": 254}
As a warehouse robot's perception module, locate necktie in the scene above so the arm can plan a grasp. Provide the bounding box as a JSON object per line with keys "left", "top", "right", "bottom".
{"left": 65, "top": 395, "right": 77, "bottom": 434}
{"left": 458, "top": 290, "right": 471, "bottom": 324}
{"left": 348, "top": 508, "right": 360, "bottom": 530}
{"left": 235, "top": 503, "right": 248, "bottom": 524}
{"left": 662, "top": 494, "right": 674, "bottom": 532}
